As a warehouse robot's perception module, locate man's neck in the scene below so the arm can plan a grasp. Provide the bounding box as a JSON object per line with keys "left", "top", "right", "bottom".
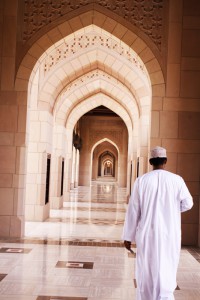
{"left": 153, "top": 165, "right": 165, "bottom": 170}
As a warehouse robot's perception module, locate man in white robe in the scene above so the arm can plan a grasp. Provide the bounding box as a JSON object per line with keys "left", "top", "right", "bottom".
{"left": 122, "top": 146, "right": 193, "bottom": 300}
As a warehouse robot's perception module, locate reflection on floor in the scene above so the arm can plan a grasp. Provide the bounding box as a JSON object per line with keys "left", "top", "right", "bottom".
{"left": 26, "top": 183, "right": 126, "bottom": 243}
{"left": 0, "top": 182, "right": 199, "bottom": 299}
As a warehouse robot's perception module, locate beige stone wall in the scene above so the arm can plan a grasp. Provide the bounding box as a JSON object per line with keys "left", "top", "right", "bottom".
{"left": 179, "top": 1, "right": 200, "bottom": 246}
{"left": 151, "top": 0, "right": 200, "bottom": 245}
{"left": 0, "top": 1, "right": 26, "bottom": 237}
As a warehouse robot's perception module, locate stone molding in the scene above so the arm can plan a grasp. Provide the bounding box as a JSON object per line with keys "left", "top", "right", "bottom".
{"left": 23, "top": 0, "right": 164, "bottom": 50}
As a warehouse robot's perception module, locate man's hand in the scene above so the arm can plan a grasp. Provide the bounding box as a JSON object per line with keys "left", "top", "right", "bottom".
{"left": 124, "top": 240, "right": 131, "bottom": 251}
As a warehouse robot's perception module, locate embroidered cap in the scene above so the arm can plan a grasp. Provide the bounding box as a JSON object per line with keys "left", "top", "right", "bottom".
{"left": 150, "top": 146, "right": 167, "bottom": 158}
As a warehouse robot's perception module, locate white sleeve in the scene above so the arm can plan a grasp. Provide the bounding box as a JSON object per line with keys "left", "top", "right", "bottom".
{"left": 122, "top": 179, "right": 141, "bottom": 243}
{"left": 179, "top": 178, "right": 193, "bottom": 212}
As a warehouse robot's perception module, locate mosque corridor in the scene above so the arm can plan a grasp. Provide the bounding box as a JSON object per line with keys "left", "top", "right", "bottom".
{"left": 0, "top": 183, "right": 199, "bottom": 299}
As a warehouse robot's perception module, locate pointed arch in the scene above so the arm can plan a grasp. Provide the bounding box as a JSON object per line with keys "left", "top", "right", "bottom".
{"left": 66, "top": 93, "right": 132, "bottom": 136}
{"left": 91, "top": 138, "right": 119, "bottom": 156}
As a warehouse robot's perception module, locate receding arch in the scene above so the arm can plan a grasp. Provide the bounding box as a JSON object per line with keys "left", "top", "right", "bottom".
{"left": 15, "top": 11, "right": 165, "bottom": 102}
{"left": 91, "top": 138, "right": 120, "bottom": 184}
{"left": 54, "top": 69, "right": 141, "bottom": 124}
{"left": 91, "top": 138, "right": 119, "bottom": 158}
{"left": 26, "top": 24, "right": 153, "bottom": 135}
{"left": 66, "top": 93, "right": 132, "bottom": 136}
{"left": 96, "top": 146, "right": 118, "bottom": 161}
{"left": 93, "top": 144, "right": 117, "bottom": 180}
{"left": 14, "top": 8, "right": 167, "bottom": 229}
{"left": 16, "top": 12, "right": 166, "bottom": 183}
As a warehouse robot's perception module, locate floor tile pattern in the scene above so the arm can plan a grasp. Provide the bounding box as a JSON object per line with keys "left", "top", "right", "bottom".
{"left": 56, "top": 261, "right": 94, "bottom": 269}
{"left": 45, "top": 217, "right": 124, "bottom": 225}
{"left": 0, "top": 247, "right": 32, "bottom": 254}
{"left": 186, "top": 247, "right": 200, "bottom": 263}
{"left": 0, "top": 182, "right": 199, "bottom": 299}
{"left": 0, "top": 238, "right": 124, "bottom": 248}
{"left": 0, "top": 274, "right": 7, "bottom": 282}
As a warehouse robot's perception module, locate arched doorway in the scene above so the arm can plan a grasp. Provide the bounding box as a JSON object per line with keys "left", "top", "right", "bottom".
{"left": 14, "top": 11, "right": 165, "bottom": 234}
{"left": 92, "top": 141, "right": 119, "bottom": 183}
{"left": 98, "top": 151, "right": 116, "bottom": 179}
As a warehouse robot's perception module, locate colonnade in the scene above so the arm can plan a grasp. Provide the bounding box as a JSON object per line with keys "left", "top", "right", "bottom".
{"left": 70, "top": 146, "right": 80, "bottom": 189}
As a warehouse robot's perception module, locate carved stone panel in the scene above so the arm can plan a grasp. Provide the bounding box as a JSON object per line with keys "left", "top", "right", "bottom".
{"left": 23, "top": 0, "right": 164, "bottom": 50}
{"left": 89, "top": 130, "right": 123, "bottom": 151}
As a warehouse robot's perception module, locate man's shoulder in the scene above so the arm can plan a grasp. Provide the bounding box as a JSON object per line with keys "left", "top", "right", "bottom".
{"left": 139, "top": 170, "right": 182, "bottom": 181}
{"left": 163, "top": 170, "right": 182, "bottom": 180}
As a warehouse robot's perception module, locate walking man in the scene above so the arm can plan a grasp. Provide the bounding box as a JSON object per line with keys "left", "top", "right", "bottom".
{"left": 122, "top": 146, "right": 193, "bottom": 300}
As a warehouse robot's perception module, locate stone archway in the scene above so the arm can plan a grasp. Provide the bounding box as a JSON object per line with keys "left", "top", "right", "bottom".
{"left": 98, "top": 151, "right": 116, "bottom": 179}
{"left": 14, "top": 9, "right": 165, "bottom": 235}
{"left": 90, "top": 138, "right": 125, "bottom": 187}
{"left": 92, "top": 142, "right": 118, "bottom": 182}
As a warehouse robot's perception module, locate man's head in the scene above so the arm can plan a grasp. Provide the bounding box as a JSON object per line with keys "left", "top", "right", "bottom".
{"left": 149, "top": 146, "right": 167, "bottom": 168}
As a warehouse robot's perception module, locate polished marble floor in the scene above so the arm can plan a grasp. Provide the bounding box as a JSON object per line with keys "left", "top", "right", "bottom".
{"left": 0, "top": 182, "right": 200, "bottom": 299}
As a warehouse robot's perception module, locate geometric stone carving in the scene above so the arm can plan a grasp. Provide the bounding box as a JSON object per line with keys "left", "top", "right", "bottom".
{"left": 62, "top": 70, "right": 112, "bottom": 95}
{"left": 42, "top": 31, "right": 146, "bottom": 75}
{"left": 89, "top": 130, "right": 123, "bottom": 149}
{"left": 23, "top": 0, "right": 164, "bottom": 50}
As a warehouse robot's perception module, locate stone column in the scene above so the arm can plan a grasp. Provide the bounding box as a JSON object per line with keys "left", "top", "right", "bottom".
{"left": 0, "top": 1, "right": 26, "bottom": 237}
{"left": 101, "top": 160, "right": 104, "bottom": 177}
{"left": 92, "top": 151, "right": 98, "bottom": 180}
{"left": 70, "top": 146, "right": 76, "bottom": 189}
{"left": 25, "top": 109, "right": 53, "bottom": 221}
{"left": 62, "top": 129, "right": 73, "bottom": 200}
{"left": 79, "top": 150, "right": 91, "bottom": 186}
{"left": 74, "top": 149, "right": 79, "bottom": 188}
{"left": 50, "top": 155, "right": 64, "bottom": 209}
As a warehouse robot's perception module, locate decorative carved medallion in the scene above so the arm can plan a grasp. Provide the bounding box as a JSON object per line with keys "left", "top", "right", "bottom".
{"left": 23, "top": 0, "right": 164, "bottom": 50}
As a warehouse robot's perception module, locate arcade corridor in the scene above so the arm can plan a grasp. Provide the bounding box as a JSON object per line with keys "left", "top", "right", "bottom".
{"left": 0, "top": 1, "right": 200, "bottom": 299}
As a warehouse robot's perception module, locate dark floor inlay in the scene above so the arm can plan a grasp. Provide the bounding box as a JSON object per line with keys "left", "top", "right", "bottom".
{"left": 0, "top": 274, "right": 7, "bottom": 281}
{"left": 0, "top": 247, "right": 32, "bottom": 254}
{"left": 0, "top": 238, "right": 129, "bottom": 248}
{"left": 56, "top": 261, "right": 93, "bottom": 269}
{"left": 185, "top": 247, "right": 200, "bottom": 263}
{"left": 176, "top": 285, "right": 180, "bottom": 290}
{"left": 37, "top": 297, "right": 87, "bottom": 300}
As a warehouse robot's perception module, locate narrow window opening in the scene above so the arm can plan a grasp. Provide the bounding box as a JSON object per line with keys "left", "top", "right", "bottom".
{"left": 61, "top": 159, "right": 64, "bottom": 196}
{"left": 137, "top": 157, "right": 139, "bottom": 178}
{"left": 45, "top": 154, "right": 51, "bottom": 204}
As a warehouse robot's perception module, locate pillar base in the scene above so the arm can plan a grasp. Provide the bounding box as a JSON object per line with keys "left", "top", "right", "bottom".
{"left": 63, "top": 191, "right": 70, "bottom": 202}
{"left": 25, "top": 203, "right": 50, "bottom": 221}
{"left": 0, "top": 216, "right": 25, "bottom": 238}
{"left": 70, "top": 183, "right": 75, "bottom": 190}
{"left": 50, "top": 196, "right": 63, "bottom": 209}
{"left": 74, "top": 182, "right": 78, "bottom": 188}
